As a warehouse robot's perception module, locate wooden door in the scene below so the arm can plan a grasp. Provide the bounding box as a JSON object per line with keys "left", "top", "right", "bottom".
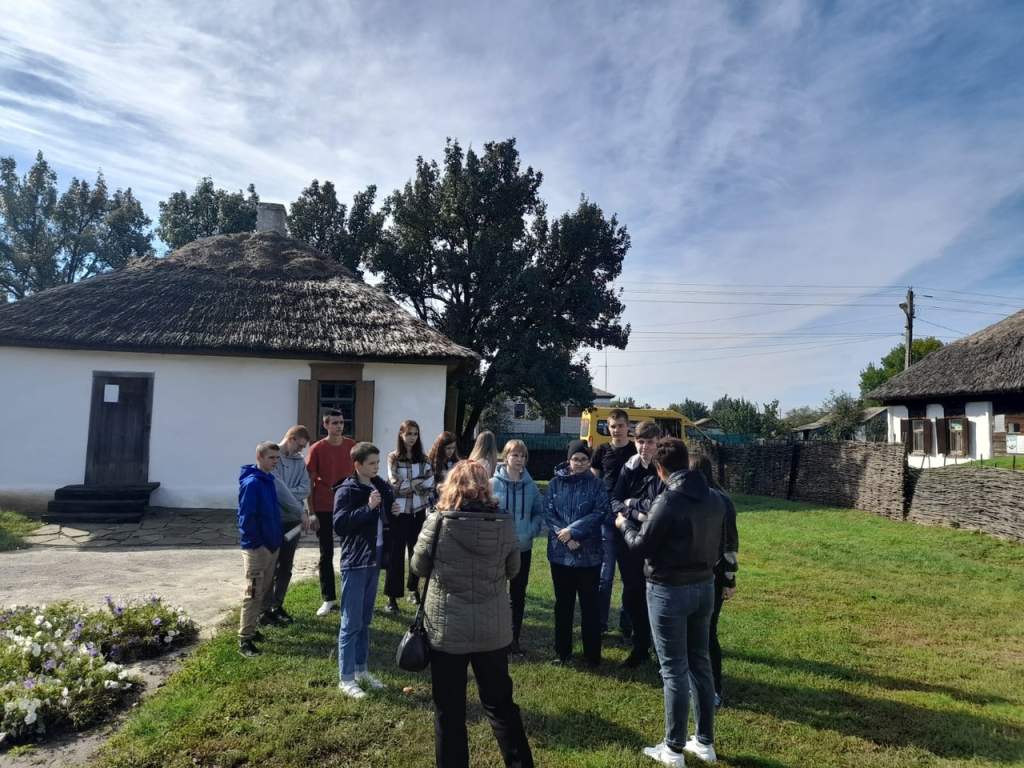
{"left": 84, "top": 373, "right": 154, "bottom": 486}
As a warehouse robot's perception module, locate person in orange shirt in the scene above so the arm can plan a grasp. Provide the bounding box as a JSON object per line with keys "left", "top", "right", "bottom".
{"left": 306, "top": 409, "right": 356, "bottom": 616}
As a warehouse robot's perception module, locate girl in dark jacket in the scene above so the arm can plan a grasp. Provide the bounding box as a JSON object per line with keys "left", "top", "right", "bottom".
{"left": 411, "top": 460, "right": 534, "bottom": 768}
{"left": 544, "top": 440, "right": 612, "bottom": 667}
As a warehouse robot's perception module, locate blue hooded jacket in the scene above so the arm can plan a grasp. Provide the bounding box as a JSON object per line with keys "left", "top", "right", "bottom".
{"left": 237, "top": 465, "right": 283, "bottom": 551}
{"left": 544, "top": 462, "right": 611, "bottom": 568}
{"left": 491, "top": 464, "right": 545, "bottom": 552}
{"left": 333, "top": 473, "right": 395, "bottom": 570}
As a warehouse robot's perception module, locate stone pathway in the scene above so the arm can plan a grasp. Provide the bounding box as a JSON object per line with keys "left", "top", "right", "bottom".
{"left": 21, "top": 507, "right": 243, "bottom": 548}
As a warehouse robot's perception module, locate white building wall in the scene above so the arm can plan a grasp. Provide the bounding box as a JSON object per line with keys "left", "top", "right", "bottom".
{"left": 886, "top": 405, "right": 908, "bottom": 443}
{"left": 0, "top": 348, "right": 449, "bottom": 509}
{"left": 966, "top": 401, "right": 993, "bottom": 460}
{"left": 890, "top": 401, "right": 994, "bottom": 469}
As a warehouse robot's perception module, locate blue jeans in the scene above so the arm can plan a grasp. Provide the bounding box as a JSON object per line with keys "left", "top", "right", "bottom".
{"left": 646, "top": 578, "right": 715, "bottom": 751}
{"left": 338, "top": 558, "right": 381, "bottom": 682}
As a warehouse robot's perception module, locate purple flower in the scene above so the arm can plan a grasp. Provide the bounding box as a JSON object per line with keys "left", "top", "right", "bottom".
{"left": 113, "top": 605, "right": 124, "bottom": 616}
{"left": 152, "top": 617, "right": 162, "bottom": 627}
{"left": 23, "top": 676, "right": 36, "bottom": 689}
{"left": 43, "top": 659, "right": 56, "bottom": 671}
{"left": 104, "top": 595, "right": 112, "bottom": 604}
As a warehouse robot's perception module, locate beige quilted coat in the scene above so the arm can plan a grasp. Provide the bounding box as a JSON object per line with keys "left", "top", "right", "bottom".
{"left": 410, "top": 505, "right": 521, "bottom": 654}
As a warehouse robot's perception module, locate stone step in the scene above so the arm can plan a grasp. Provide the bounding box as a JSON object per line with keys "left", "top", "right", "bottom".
{"left": 43, "top": 499, "right": 147, "bottom": 525}
{"left": 54, "top": 483, "right": 160, "bottom": 501}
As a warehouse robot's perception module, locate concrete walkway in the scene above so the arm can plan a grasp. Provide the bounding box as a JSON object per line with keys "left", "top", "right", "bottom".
{"left": 1, "top": 509, "right": 321, "bottom": 632}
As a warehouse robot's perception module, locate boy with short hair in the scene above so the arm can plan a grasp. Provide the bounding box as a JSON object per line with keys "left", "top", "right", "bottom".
{"left": 611, "top": 420, "right": 661, "bottom": 667}
{"left": 333, "top": 442, "right": 396, "bottom": 699}
{"left": 591, "top": 408, "right": 636, "bottom": 636}
{"left": 306, "top": 410, "right": 356, "bottom": 616}
{"left": 265, "top": 425, "right": 312, "bottom": 626}
{"left": 237, "top": 441, "right": 284, "bottom": 657}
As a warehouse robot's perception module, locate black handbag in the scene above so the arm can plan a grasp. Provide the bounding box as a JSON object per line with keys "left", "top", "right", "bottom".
{"left": 396, "top": 515, "right": 441, "bottom": 672}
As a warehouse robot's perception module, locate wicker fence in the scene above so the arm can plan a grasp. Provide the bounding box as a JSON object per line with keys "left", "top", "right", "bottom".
{"left": 716, "top": 441, "right": 1024, "bottom": 543}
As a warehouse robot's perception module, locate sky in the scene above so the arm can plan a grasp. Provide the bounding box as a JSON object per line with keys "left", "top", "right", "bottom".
{"left": 2, "top": 0, "right": 1023, "bottom": 413}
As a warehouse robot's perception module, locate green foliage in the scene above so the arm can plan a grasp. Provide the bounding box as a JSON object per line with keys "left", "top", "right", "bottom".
{"left": 0, "top": 598, "right": 196, "bottom": 745}
{"left": 782, "top": 405, "right": 825, "bottom": 430}
{"left": 0, "top": 510, "right": 39, "bottom": 552}
{"left": 90, "top": 501, "right": 1024, "bottom": 768}
{"left": 0, "top": 152, "right": 153, "bottom": 300}
{"left": 369, "top": 138, "right": 630, "bottom": 444}
{"left": 287, "top": 180, "right": 384, "bottom": 275}
{"left": 860, "top": 337, "right": 944, "bottom": 399}
{"left": 820, "top": 390, "right": 864, "bottom": 440}
{"left": 156, "top": 177, "right": 259, "bottom": 250}
{"left": 609, "top": 396, "right": 653, "bottom": 409}
{"left": 711, "top": 395, "right": 781, "bottom": 436}
{"left": 669, "top": 398, "right": 710, "bottom": 421}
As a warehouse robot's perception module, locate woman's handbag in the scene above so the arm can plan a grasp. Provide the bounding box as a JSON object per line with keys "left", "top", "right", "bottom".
{"left": 396, "top": 515, "right": 441, "bottom": 672}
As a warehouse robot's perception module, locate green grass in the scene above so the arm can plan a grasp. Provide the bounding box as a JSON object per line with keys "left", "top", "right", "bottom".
{"left": 88, "top": 496, "right": 1024, "bottom": 768}
{"left": 949, "top": 455, "right": 1024, "bottom": 470}
{"left": 0, "top": 508, "right": 40, "bottom": 551}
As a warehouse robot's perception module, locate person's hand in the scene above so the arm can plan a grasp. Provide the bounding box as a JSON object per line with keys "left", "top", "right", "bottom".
{"left": 614, "top": 513, "right": 627, "bottom": 530}
{"left": 305, "top": 512, "right": 320, "bottom": 533}
{"left": 556, "top": 528, "right": 573, "bottom": 543}
{"left": 722, "top": 586, "right": 736, "bottom": 601}
{"left": 567, "top": 539, "right": 581, "bottom": 551}
{"left": 624, "top": 498, "right": 635, "bottom": 509}
{"left": 391, "top": 500, "right": 400, "bottom": 515}
{"left": 637, "top": 513, "right": 648, "bottom": 523}
{"left": 368, "top": 489, "right": 382, "bottom": 509}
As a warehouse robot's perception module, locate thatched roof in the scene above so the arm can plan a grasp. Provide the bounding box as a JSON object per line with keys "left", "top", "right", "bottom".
{"left": 792, "top": 406, "right": 887, "bottom": 432}
{"left": 0, "top": 232, "right": 477, "bottom": 365}
{"left": 868, "top": 310, "right": 1024, "bottom": 402}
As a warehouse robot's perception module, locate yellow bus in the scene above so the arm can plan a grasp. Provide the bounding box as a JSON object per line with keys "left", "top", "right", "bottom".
{"left": 580, "top": 407, "right": 692, "bottom": 449}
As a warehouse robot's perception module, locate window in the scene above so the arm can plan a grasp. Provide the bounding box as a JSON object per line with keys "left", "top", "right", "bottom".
{"left": 318, "top": 381, "right": 356, "bottom": 438}
{"left": 512, "top": 402, "right": 527, "bottom": 420}
{"left": 912, "top": 420, "right": 926, "bottom": 454}
{"left": 948, "top": 419, "right": 965, "bottom": 456}
{"left": 565, "top": 404, "right": 582, "bottom": 418}
{"left": 655, "top": 418, "right": 682, "bottom": 438}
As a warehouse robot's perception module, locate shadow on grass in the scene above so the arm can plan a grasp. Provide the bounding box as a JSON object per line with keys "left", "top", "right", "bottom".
{"left": 526, "top": 708, "right": 645, "bottom": 751}
{"left": 732, "top": 650, "right": 1014, "bottom": 706}
{"left": 730, "top": 674, "right": 1024, "bottom": 762}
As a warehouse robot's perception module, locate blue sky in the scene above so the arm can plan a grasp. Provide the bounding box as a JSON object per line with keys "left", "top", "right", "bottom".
{"left": 2, "top": 0, "right": 1023, "bottom": 413}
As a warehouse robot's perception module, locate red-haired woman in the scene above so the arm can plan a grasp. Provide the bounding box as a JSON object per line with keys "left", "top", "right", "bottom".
{"left": 411, "top": 460, "right": 534, "bottom": 768}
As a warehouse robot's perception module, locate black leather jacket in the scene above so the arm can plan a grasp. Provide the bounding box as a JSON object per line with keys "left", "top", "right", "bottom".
{"left": 621, "top": 469, "right": 724, "bottom": 586}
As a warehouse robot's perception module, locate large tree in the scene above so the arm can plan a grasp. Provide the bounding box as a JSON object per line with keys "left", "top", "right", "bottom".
{"left": 669, "top": 398, "right": 710, "bottom": 421}
{"left": 860, "top": 337, "right": 944, "bottom": 400}
{"left": 711, "top": 394, "right": 781, "bottom": 437}
{"left": 0, "top": 151, "right": 153, "bottom": 300}
{"left": 368, "top": 138, "right": 630, "bottom": 445}
{"left": 156, "top": 177, "right": 259, "bottom": 249}
{"left": 287, "top": 180, "right": 384, "bottom": 274}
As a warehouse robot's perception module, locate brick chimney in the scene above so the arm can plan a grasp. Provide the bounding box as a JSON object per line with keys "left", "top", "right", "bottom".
{"left": 256, "top": 202, "right": 288, "bottom": 236}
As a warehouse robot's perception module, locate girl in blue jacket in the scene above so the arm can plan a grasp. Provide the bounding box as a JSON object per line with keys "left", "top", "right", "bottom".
{"left": 491, "top": 439, "right": 545, "bottom": 654}
{"left": 544, "top": 440, "right": 611, "bottom": 667}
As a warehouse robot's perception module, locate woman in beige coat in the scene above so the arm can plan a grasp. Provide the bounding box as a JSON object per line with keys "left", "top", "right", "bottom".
{"left": 411, "top": 460, "right": 534, "bottom": 768}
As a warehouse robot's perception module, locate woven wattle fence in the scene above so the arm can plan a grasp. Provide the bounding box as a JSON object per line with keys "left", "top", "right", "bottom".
{"left": 714, "top": 441, "right": 1023, "bottom": 544}
{"left": 907, "top": 467, "right": 1024, "bottom": 542}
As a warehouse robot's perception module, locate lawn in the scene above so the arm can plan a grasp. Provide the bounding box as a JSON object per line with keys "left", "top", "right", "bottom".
{"left": 0, "top": 508, "right": 40, "bottom": 551}
{"left": 951, "top": 455, "right": 1024, "bottom": 470}
{"left": 87, "top": 496, "right": 1024, "bottom": 768}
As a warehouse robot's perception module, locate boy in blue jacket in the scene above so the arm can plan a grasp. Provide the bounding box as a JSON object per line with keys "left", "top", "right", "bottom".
{"left": 333, "top": 442, "right": 397, "bottom": 699}
{"left": 237, "top": 441, "right": 284, "bottom": 657}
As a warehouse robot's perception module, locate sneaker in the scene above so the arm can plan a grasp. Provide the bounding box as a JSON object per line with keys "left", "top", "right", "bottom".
{"left": 509, "top": 640, "right": 524, "bottom": 656}
{"left": 338, "top": 680, "right": 366, "bottom": 699}
{"left": 643, "top": 742, "right": 686, "bottom": 766}
{"left": 550, "top": 655, "right": 572, "bottom": 666}
{"left": 621, "top": 652, "right": 650, "bottom": 669}
{"left": 274, "top": 607, "right": 295, "bottom": 625}
{"left": 316, "top": 601, "right": 338, "bottom": 617}
{"left": 714, "top": 693, "right": 722, "bottom": 709}
{"left": 684, "top": 737, "right": 717, "bottom": 763}
{"left": 406, "top": 590, "right": 420, "bottom": 605}
{"left": 356, "top": 670, "right": 385, "bottom": 690}
{"left": 238, "top": 639, "right": 260, "bottom": 658}
{"left": 383, "top": 599, "right": 400, "bottom": 614}
{"left": 259, "top": 611, "right": 287, "bottom": 627}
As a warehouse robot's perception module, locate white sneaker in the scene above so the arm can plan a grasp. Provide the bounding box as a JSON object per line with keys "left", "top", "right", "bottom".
{"left": 355, "top": 670, "right": 385, "bottom": 690}
{"left": 684, "top": 736, "right": 717, "bottom": 763}
{"left": 643, "top": 742, "right": 686, "bottom": 766}
{"left": 337, "top": 680, "right": 366, "bottom": 699}
{"left": 316, "top": 601, "right": 338, "bottom": 617}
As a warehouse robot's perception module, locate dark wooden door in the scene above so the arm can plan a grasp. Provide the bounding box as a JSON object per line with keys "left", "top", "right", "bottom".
{"left": 85, "top": 373, "right": 153, "bottom": 486}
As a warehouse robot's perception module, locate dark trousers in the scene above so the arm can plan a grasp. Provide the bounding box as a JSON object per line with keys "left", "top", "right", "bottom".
{"left": 616, "top": 533, "right": 651, "bottom": 656}
{"left": 550, "top": 563, "right": 601, "bottom": 664}
{"left": 267, "top": 531, "right": 300, "bottom": 610}
{"left": 430, "top": 648, "right": 534, "bottom": 768}
{"left": 315, "top": 511, "right": 337, "bottom": 602}
{"left": 710, "top": 579, "right": 725, "bottom": 694}
{"left": 509, "top": 550, "right": 532, "bottom": 643}
{"left": 385, "top": 510, "right": 425, "bottom": 599}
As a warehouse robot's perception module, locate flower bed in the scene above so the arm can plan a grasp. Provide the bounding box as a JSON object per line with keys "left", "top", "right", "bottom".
{"left": 0, "top": 596, "right": 198, "bottom": 746}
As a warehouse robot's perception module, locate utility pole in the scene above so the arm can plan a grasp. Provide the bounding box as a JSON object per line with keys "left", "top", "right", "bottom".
{"left": 899, "top": 287, "right": 915, "bottom": 370}
{"left": 604, "top": 348, "right": 609, "bottom": 390}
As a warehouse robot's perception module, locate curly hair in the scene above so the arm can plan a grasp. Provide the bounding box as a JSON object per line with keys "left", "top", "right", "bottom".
{"left": 437, "top": 459, "right": 497, "bottom": 511}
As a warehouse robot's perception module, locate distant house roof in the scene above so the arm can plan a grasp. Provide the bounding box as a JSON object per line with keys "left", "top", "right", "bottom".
{"left": 868, "top": 310, "right": 1024, "bottom": 401}
{"left": 693, "top": 417, "right": 722, "bottom": 429}
{"left": 0, "top": 232, "right": 478, "bottom": 365}
{"left": 793, "top": 406, "right": 888, "bottom": 433}
{"left": 592, "top": 386, "right": 615, "bottom": 399}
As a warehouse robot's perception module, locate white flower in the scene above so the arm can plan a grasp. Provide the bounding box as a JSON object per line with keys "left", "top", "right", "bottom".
{"left": 24, "top": 711, "right": 37, "bottom": 724}
{"left": 118, "top": 670, "right": 129, "bottom": 680}
{"left": 54, "top": 629, "right": 63, "bottom": 639}
{"left": 62, "top": 687, "right": 69, "bottom": 697}
{"left": 0, "top": 731, "right": 6, "bottom": 742}
{"left": 103, "top": 662, "right": 119, "bottom": 672}
{"left": 164, "top": 636, "right": 172, "bottom": 644}
{"left": 43, "top": 642, "right": 56, "bottom": 653}
{"left": 34, "top": 615, "right": 44, "bottom": 626}
{"left": 31, "top": 643, "right": 41, "bottom": 657}
{"left": 44, "top": 621, "right": 53, "bottom": 630}
{"left": 103, "top": 680, "right": 118, "bottom": 689}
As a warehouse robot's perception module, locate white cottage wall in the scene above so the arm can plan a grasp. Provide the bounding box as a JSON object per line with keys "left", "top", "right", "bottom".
{"left": 0, "top": 349, "right": 450, "bottom": 509}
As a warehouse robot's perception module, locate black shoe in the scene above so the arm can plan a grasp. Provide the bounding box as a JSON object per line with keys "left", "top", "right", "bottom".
{"left": 584, "top": 657, "right": 601, "bottom": 669}
{"left": 509, "top": 640, "right": 524, "bottom": 656}
{"left": 715, "top": 692, "right": 723, "bottom": 709}
{"left": 251, "top": 630, "right": 266, "bottom": 643}
{"left": 238, "top": 639, "right": 260, "bottom": 658}
{"left": 621, "top": 652, "right": 649, "bottom": 669}
{"left": 259, "top": 611, "right": 287, "bottom": 627}
{"left": 551, "top": 655, "right": 572, "bottom": 666}
{"left": 383, "top": 599, "right": 400, "bottom": 614}
{"left": 407, "top": 590, "right": 421, "bottom": 605}
{"left": 274, "top": 607, "right": 295, "bottom": 625}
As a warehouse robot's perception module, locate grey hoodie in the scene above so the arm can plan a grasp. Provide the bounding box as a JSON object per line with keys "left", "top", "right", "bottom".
{"left": 272, "top": 451, "right": 310, "bottom": 527}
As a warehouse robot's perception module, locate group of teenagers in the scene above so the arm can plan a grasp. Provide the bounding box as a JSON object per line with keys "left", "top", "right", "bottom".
{"left": 236, "top": 407, "right": 740, "bottom": 768}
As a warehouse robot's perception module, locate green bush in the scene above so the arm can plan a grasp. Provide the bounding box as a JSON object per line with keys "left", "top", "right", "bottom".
{"left": 0, "top": 597, "right": 197, "bottom": 746}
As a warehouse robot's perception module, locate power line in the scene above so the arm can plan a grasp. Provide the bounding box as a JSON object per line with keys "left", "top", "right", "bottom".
{"left": 916, "top": 317, "right": 967, "bottom": 336}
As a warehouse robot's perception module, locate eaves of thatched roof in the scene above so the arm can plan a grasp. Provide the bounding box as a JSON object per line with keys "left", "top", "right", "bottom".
{"left": 868, "top": 310, "right": 1024, "bottom": 402}
{"left": 0, "top": 232, "right": 478, "bottom": 366}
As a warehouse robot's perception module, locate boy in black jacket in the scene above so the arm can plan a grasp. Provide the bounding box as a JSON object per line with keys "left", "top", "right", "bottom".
{"left": 333, "top": 442, "right": 397, "bottom": 699}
